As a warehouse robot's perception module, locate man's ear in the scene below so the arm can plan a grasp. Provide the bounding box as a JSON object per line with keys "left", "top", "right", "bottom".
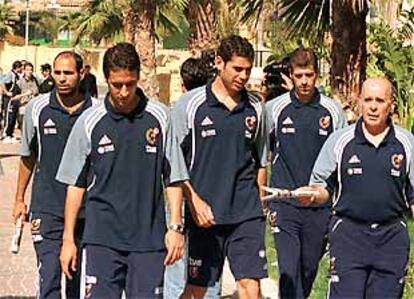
{"left": 215, "top": 55, "right": 224, "bottom": 73}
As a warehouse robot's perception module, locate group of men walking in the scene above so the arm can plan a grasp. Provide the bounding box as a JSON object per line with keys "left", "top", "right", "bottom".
{"left": 8, "top": 34, "right": 414, "bottom": 299}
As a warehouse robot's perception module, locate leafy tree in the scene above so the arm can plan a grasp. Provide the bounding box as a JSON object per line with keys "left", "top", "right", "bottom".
{"left": 0, "top": 3, "right": 15, "bottom": 39}
{"left": 185, "top": 0, "right": 219, "bottom": 56}
{"left": 240, "top": 1, "right": 399, "bottom": 106}
{"left": 368, "top": 7, "right": 414, "bottom": 128}
{"left": 32, "top": 11, "right": 65, "bottom": 46}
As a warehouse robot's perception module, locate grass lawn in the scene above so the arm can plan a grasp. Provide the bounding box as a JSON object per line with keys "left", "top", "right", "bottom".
{"left": 265, "top": 218, "right": 414, "bottom": 298}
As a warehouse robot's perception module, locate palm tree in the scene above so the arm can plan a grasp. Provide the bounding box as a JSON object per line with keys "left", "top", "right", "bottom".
{"left": 69, "top": 0, "right": 123, "bottom": 46}
{"left": 123, "top": 0, "right": 187, "bottom": 98}
{"left": 32, "top": 11, "right": 65, "bottom": 46}
{"left": 241, "top": 0, "right": 381, "bottom": 105}
{"left": 185, "top": 0, "right": 219, "bottom": 57}
{"left": 330, "top": 1, "right": 369, "bottom": 104}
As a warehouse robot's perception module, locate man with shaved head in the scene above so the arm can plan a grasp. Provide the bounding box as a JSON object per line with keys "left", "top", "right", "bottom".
{"left": 298, "top": 77, "right": 414, "bottom": 298}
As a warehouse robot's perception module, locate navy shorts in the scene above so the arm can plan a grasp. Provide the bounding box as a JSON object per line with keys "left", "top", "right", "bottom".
{"left": 84, "top": 244, "right": 165, "bottom": 299}
{"left": 187, "top": 216, "right": 267, "bottom": 287}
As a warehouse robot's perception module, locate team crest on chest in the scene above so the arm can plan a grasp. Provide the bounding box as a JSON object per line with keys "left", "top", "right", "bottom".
{"left": 319, "top": 115, "right": 331, "bottom": 129}
{"left": 391, "top": 153, "right": 404, "bottom": 177}
{"left": 392, "top": 154, "right": 404, "bottom": 169}
{"left": 245, "top": 115, "right": 257, "bottom": 131}
{"left": 145, "top": 127, "right": 159, "bottom": 153}
{"left": 146, "top": 128, "right": 159, "bottom": 145}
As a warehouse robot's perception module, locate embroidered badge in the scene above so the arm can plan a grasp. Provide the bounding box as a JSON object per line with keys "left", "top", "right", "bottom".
{"left": 146, "top": 128, "right": 160, "bottom": 145}
{"left": 391, "top": 154, "right": 404, "bottom": 169}
{"left": 245, "top": 115, "right": 257, "bottom": 131}
{"left": 31, "top": 219, "right": 41, "bottom": 235}
{"left": 319, "top": 115, "right": 331, "bottom": 129}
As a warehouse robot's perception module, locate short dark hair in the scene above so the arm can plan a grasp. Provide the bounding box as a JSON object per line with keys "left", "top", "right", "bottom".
{"left": 54, "top": 51, "right": 83, "bottom": 73}
{"left": 103, "top": 43, "right": 140, "bottom": 79}
{"left": 289, "top": 48, "right": 318, "bottom": 72}
{"left": 216, "top": 35, "right": 254, "bottom": 64}
{"left": 41, "top": 63, "right": 52, "bottom": 72}
{"left": 12, "top": 60, "right": 22, "bottom": 70}
{"left": 180, "top": 58, "right": 209, "bottom": 91}
{"left": 24, "top": 62, "right": 34, "bottom": 69}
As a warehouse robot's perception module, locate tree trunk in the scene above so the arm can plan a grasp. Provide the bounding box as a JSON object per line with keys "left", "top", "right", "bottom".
{"left": 330, "top": 0, "right": 369, "bottom": 107}
{"left": 135, "top": 0, "right": 158, "bottom": 98}
{"left": 123, "top": 5, "right": 136, "bottom": 44}
{"left": 186, "top": 0, "right": 219, "bottom": 57}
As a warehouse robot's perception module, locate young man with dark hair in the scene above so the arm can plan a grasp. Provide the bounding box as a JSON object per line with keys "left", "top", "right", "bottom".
{"left": 14, "top": 62, "right": 39, "bottom": 132}
{"left": 180, "top": 58, "right": 210, "bottom": 92}
{"left": 299, "top": 77, "right": 414, "bottom": 298}
{"left": 58, "top": 43, "right": 187, "bottom": 298}
{"left": 164, "top": 56, "right": 221, "bottom": 299}
{"left": 12, "top": 51, "right": 96, "bottom": 299}
{"left": 265, "top": 47, "right": 347, "bottom": 298}
{"left": 170, "top": 35, "right": 268, "bottom": 299}
{"left": 39, "top": 63, "right": 55, "bottom": 94}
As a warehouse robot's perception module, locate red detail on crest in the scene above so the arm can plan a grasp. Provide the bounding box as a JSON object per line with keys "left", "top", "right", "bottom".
{"left": 146, "top": 128, "right": 160, "bottom": 145}
{"left": 319, "top": 116, "right": 331, "bottom": 129}
{"left": 245, "top": 116, "right": 257, "bottom": 131}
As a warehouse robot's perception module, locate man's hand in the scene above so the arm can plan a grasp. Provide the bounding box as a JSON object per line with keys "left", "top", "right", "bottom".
{"left": 188, "top": 194, "right": 215, "bottom": 228}
{"left": 60, "top": 240, "right": 78, "bottom": 280}
{"left": 296, "top": 186, "right": 317, "bottom": 206}
{"left": 164, "top": 230, "right": 185, "bottom": 266}
{"left": 281, "top": 73, "right": 294, "bottom": 90}
{"left": 12, "top": 201, "right": 27, "bottom": 224}
{"left": 296, "top": 185, "right": 329, "bottom": 206}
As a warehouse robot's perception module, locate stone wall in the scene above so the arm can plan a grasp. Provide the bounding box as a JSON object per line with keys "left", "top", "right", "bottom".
{"left": 0, "top": 43, "right": 191, "bottom": 104}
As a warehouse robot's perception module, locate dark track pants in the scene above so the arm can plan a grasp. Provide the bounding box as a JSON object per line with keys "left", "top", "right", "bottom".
{"left": 31, "top": 213, "right": 84, "bottom": 299}
{"left": 4, "top": 97, "right": 19, "bottom": 137}
{"left": 327, "top": 216, "right": 409, "bottom": 299}
{"left": 270, "top": 202, "right": 330, "bottom": 299}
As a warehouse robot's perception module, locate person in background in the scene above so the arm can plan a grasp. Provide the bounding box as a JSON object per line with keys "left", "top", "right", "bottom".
{"left": 1, "top": 60, "right": 23, "bottom": 141}
{"left": 12, "top": 51, "right": 95, "bottom": 299}
{"left": 81, "top": 65, "right": 98, "bottom": 98}
{"left": 265, "top": 48, "right": 346, "bottom": 298}
{"left": 15, "top": 62, "right": 39, "bottom": 130}
{"left": 164, "top": 57, "right": 221, "bottom": 299}
{"left": 38, "top": 63, "right": 55, "bottom": 94}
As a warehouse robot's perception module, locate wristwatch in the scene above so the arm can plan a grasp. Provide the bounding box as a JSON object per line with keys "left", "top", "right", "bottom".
{"left": 168, "top": 223, "right": 185, "bottom": 234}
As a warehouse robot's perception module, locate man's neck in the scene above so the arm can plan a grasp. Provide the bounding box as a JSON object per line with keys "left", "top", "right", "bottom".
{"left": 211, "top": 78, "right": 240, "bottom": 111}
{"left": 109, "top": 94, "right": 139, "bottom": 115}
{"left": 56, "top": 90, "right": 85, "bottom": 114}
{"left": 294, "top": 89, "right": 316, "bottom": 104}
{"left": 362, "top": 122, "right": 389, "bottom": 148}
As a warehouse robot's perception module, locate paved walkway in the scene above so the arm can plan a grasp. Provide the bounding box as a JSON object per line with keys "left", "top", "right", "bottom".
{"left": 0, "top": 143, "right": 37, "bottom": 298}
{"left": 0, "top": 142, "right": 277, "bottom": 298}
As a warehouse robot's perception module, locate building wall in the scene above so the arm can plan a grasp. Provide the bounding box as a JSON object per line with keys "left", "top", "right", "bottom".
{"left": 0, "top": 42, "right": 191, "bottom": 104}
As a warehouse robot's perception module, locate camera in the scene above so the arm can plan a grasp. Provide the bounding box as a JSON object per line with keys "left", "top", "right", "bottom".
{"left": 263, "top": 57, "right": 290, "bottom": 101}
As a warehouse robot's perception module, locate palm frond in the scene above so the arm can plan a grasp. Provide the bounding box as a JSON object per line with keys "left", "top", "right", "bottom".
{"left": 278, "top": 0, "right": 330, "bottom": 42}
